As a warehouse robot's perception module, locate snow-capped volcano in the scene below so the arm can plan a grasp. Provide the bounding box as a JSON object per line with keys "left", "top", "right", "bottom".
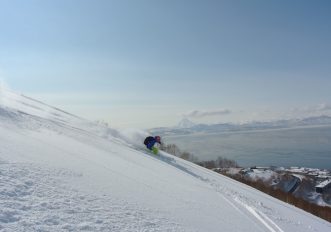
{"left": 1, "top": 89, "right": 330, "bottom": 231}
{"left": 177, "top": 118, "right": 196, "bottom": 128}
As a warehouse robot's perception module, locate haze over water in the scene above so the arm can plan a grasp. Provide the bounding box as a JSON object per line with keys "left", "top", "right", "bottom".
{"left": 165, "top": 126, "right": 331, "bottom": 170}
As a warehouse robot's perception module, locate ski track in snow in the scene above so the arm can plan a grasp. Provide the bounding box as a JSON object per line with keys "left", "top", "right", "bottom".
{"left": 110, "top": 141, "right": 329, "bottom": 232}
{"left": 134, "top": 149, "right": 286, "bottom": 232}
{"left": 167, "top": 156, "right": 326, "bottom": 232}
{"left": 0, "top": 161, "right": 185, "bottom": 232}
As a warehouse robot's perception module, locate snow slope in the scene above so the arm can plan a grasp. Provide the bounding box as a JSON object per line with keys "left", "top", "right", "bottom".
{"left": 1, "top": 89, "right": 331, "bottom": 231}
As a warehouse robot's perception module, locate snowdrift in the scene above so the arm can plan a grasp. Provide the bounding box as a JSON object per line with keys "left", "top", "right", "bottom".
{"left": 0, "top": 89, "right": 331, "bottom": 231}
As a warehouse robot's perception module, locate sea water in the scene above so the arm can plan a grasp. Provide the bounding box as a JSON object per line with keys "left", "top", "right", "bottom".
{"left": 164, "top": 126, "right": 331, "bottom": 169}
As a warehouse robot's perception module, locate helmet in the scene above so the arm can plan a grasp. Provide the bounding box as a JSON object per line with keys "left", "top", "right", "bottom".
{"left": 155, "top": 136, "right": 161, "bottom": 143}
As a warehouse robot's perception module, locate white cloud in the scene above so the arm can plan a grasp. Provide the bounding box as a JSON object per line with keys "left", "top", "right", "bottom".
{"left": 289, "top": 103, "right": 331, "bottom": 114}
{"left": 316, "top": 103, "right": 331, "bottom": 111}
{"left": 183, "top": 109, "right": 231, "bottom": 118}
{"left": 283, "top": 103, "right": 331, "bottom": 120}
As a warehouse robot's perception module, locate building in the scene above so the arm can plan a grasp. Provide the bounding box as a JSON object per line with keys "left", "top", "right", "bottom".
{"left": 315, "top": 179, "right": 331, "bottom": 194}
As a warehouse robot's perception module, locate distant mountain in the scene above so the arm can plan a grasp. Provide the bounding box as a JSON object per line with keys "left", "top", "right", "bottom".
{"left": 150, "top": 115, "right": 331, "bottom": 136}
{"left": 298, "top": 115, "right": 331, "bottom": 126}
{"left": 177, "top": 118, "right": 196, "bottom": 128}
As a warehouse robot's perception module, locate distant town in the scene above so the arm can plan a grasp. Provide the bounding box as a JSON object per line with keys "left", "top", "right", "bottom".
{"left": 214, "top": 166, "right": 331, "bottom": 206}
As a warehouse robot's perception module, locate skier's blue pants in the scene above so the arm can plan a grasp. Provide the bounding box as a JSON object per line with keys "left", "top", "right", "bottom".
{"left": 146, "top": 141, "right": 156, "bottom": 150}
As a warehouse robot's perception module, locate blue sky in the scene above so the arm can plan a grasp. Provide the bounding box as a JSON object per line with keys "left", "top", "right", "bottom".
{"left": 0, "top": 0, "right": 331, "bottom": 128}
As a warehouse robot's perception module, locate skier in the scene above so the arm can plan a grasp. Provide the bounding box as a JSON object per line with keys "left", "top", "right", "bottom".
{"left": 144, "top": 136, "right": 161, "bottom": 154}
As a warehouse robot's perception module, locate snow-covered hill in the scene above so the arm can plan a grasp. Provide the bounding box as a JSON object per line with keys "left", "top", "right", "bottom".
{"left": 1, "top": 89, "right": 330, "bottom": 231}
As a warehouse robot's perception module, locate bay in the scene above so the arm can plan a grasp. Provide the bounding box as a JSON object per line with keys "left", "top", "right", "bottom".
{"left": 164, "top": 126, "right": 331, "bottom": 169}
